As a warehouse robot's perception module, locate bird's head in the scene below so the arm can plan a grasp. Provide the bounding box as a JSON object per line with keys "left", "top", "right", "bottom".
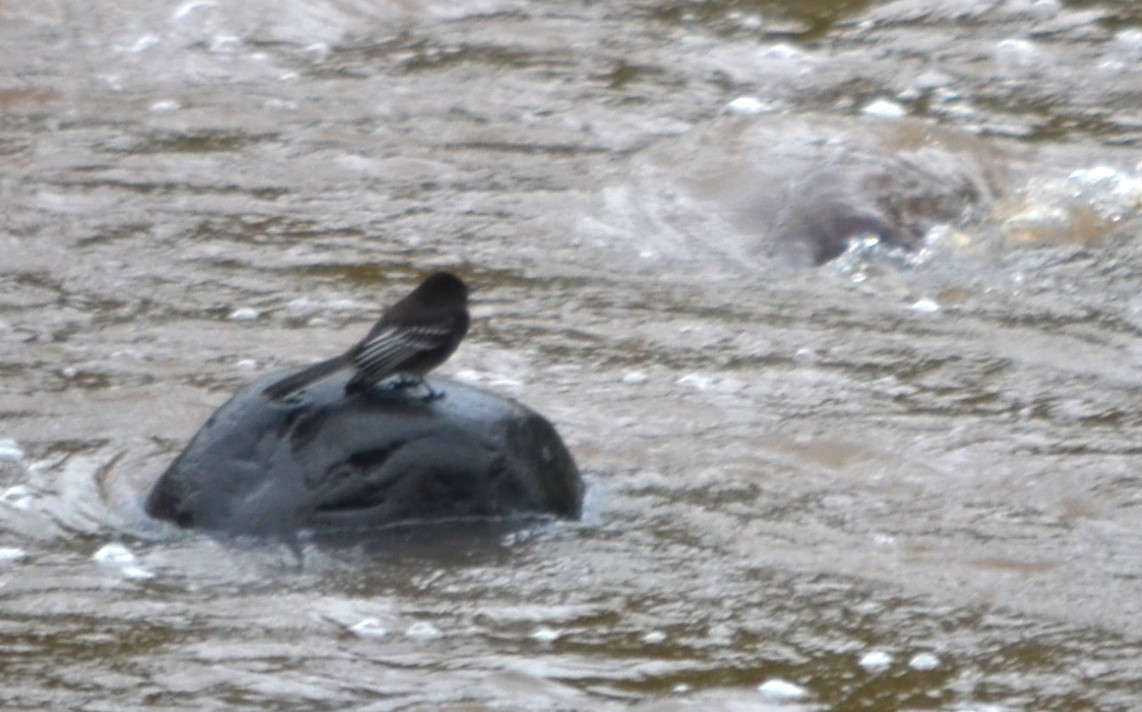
{"left": 412, "top": 271, "right": 469, "bottom": 306}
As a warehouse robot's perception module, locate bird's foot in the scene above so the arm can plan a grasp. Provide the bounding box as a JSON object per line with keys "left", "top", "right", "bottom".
{"left": 419, "top": 382, "right": 446, "bottom": 401}
{"left": 386, "top": 376, "right": 445, "bottom": 401}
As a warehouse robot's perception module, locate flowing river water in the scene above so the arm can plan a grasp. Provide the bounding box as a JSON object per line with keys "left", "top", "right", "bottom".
{"left": 1, "top": 0, "right": 1141, "bottom": 709}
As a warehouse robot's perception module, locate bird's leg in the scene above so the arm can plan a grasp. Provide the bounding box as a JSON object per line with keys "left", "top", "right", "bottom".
{"left": 386, "top": 375, "right": 422, "bottom": 390}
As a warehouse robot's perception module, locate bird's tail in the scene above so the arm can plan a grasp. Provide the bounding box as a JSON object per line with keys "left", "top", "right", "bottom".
{"left": 262, "top": 355, "right": 350, "bottom": 401}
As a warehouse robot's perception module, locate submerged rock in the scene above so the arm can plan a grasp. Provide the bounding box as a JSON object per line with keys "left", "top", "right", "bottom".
{"left": 144, "top": 373, "right": 582, "bottom": 537}
{"left": 772, "top": 150, "right": 992, "bottom": 265}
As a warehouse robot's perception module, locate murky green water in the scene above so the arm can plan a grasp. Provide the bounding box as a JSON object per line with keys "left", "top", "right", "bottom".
{"left": 1, "top": 0, "right": 1140, "bottom": 709}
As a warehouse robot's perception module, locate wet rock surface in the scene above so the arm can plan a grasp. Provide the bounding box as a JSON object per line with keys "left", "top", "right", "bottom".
{"left": 145, "top": 375, "right": 582, "bottom": 536}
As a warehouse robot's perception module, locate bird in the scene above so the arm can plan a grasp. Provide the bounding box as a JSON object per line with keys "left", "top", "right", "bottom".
{"left": 262, "top": 271, "right": 470, "bottom": 402}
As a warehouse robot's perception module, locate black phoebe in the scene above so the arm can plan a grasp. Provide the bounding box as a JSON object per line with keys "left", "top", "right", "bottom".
{"left": 262, "top": 271, "right": 470, "bottom": 401}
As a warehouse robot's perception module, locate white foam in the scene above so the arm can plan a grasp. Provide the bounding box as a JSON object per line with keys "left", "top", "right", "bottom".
{"left": 93, "top": 543, "right": 155, "bottom": 580}
{"left": 121, "top": 565, "right": 156, "bottom": 580}
{"left": 173, "top": 0, "right": 217, "bottom": 21}
{"left": 0, "top": 547, "right": 27, "bottom": 564}
{"left": 303, "top": 43, "right": 331, "bottom": 63}
{"left": 726, "top": 96, "right": 778, "bottom": 116}
{"left": 1068, "top": 165, "right": 1119, "bottom": 186}
{"left": 621, "top": 371, "right": 649, "bottom": 385}
{"left": 0, "top": 485, "right": 34, "bottom": 510}
{"left": 405, "top": 621, "right": 442, "bottom": 641}
{"left": 761, "top": 44, "right": 806, "bottom": 61}
{"left": 119, "top": 35, "right": 161, "bottom": 54}
{"left": 677, "top": 373, "right": 719, "bottom": 391}
{"left": 862, "top": 99, "right": 907, "bottom": 118}
{"left": 758, "top": 678, "right": 809, "bottom": 700}
{"left": 530, "top": 626, "right": 561, "bottom": 643}
{"left": 858, "top": 650, "right": 893, "bottom": 672}
{"left": 909, "top": 298, "right": 941, "bottom": 314}
{"left": 909, "top": 652, "right": 941, "bottom": 670}
{"left": 995, "top": 38, "right": 1039, "bottom": 67}
{"left": 93, "top": 543, "right": 137, "bottom": 566}
{"left": 0, "top": 438, "right": 24, "bottom": 461}
{"left": 209, "top": 35, "right": 241, "bottom": 53}
{"left": 349, "top": 618, "right": 388, "bottom": 638}
{"left": 228, "top": 307, "right": 260, "bottom": 321}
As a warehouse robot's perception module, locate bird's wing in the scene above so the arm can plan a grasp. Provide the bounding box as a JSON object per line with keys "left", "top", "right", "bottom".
{"left": 351, "top": 324, "right": 454, "bottom": 376}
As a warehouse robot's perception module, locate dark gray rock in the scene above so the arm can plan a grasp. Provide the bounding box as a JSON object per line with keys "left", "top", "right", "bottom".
{"left": 772, "top": 154, "right": 989, "bottom": 266}
{"left": 145, "top": 373, "right": 582, "bottom": 537}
